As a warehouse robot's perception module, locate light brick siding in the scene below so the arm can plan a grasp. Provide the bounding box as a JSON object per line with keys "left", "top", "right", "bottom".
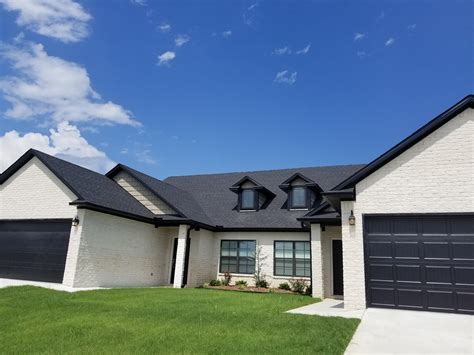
{"left": 187, "top": 228, "right": 218, "bottom": 287}
{"left": 63, "top": 209, "right": 174, "bottom": 287}
{"left": 341, "top": 107, "right": 474, "bottom": 310}
{"left": 310, "top": 225, "right": 341, "bottom": 298}
{"left": 0, "top": 157, "right": 77, "bottom": 219}
{"left": 113, "top": 171, "right": 176, "bottom": 215}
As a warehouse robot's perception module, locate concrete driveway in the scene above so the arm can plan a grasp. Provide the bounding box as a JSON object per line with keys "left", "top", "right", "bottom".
{"left": 346, "top": 308, "right": 474, "bottom": 354}
{"left": 0, "top": 278, "right": 102, "bottom": 292}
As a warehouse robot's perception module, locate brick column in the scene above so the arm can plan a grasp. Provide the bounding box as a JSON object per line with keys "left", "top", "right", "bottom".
{"left": 173, "top": 224, "right": 190, "bottom": 288}
{"left": 310, "top": 223, "right": 324, "bottom": 298}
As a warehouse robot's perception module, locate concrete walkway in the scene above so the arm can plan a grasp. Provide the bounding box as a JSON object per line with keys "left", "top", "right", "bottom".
{"left": 287, "top": 298, "right": 365, "bottom": 319}
{"left": 0, "top": 278, "right": 103, "bottom": 292}
{"left": 346, "top": 308, "right": 474, "bottom": 354}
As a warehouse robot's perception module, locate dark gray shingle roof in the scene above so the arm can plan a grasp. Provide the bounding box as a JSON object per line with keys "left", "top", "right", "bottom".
{"left": 0, "top": 150, "right": 154, "bottom": 220}
{"left": 164, "top": 165, "right": 365, "bottom": 229}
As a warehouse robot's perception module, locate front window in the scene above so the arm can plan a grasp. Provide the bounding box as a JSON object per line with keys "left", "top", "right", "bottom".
{"left": 274, "top": 241, "right": 311, "bottom": 277}
{"left": 240, "top": 189, "right": 257, "bottom": 210}
{"left": 290, "top": 186, "right": 307, "bottom": 209}
{"left": 220, "top": 240, "right": 256, "bottom": 274}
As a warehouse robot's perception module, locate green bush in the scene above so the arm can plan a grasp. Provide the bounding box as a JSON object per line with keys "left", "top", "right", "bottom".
{"left": 278, "top": 282, "right": 291, "bottom": 291}
{"left": 209, "top": 279, "right": 222, "bottom": 286}
{"left": 305, "top": 285, "right": 312, "bottom": 296}
{"left": 255, "top": 279, "right": 269, "bottom": 288}
{"left": 289, "top": 279, "right": 307, "bottom": 294}
{"left": 235, "top": 280, "right": 247, "bottom": 287}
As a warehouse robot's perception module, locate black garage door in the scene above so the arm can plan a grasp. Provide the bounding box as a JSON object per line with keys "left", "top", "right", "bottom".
{"left": 364, "top": 214, "right": 474, "bottom": 314}
{"left": 0, "top": 220, "right": 71, "bottom": 283}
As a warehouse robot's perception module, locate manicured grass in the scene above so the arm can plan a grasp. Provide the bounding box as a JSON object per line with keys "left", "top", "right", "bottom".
{"left": 0, "top": 286, "right": 359, "bottom": 354}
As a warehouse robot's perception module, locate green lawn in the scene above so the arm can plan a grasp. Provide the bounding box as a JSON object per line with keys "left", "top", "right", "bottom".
{"left": 0, "top": 286, "right": 359, "bottom": 354}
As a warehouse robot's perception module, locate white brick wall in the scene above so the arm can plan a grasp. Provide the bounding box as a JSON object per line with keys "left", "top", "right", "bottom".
{"left": 341, "top": 107, "right": 474, "bottom": 310}
{"left": 113, "top": 171, "right": 176, "bottom": 215}
{"left": 63, "top": 209, "right": 174, "bottom": 287}
{"left": 0, "top": 157, "right": 77, "bottom": 219}
{"left": 187, "top": 228, "right": 218, "bottom": 287}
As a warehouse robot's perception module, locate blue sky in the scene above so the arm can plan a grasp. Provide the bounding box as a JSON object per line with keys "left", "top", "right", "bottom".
{"left": 0, "top": 0, "right": 472, "bottom": 178}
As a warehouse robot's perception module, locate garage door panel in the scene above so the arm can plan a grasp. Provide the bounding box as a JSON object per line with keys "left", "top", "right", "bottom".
{"left": 396, "top": 265, "right": 422, "bottom": 283}
{"left": 427, "top": 290, "right": 455, "bottom": 311}
{"left": 370, "top": 287, "right": 395, "bottom": 306}
{"left": 398, "top": 289, "right": 423, "bottom": 309}
{"left": 368, "top": 242, "right": 392, "bottom": 258}
{"left": 425, "top": 266, "right": 452, "bottom": 285}
{"left": 457, "top": 293, "right": 474, "bottom": 312}
{"left": 452, "top": 243, "right": 474, "bottom": 260}
{"left": 454, "top": 267, "right": 474, "bottom": 286}
{"left": 394, "top": 242, "right": 420, "bottom": 259}
{"left": 365, "top": 214, "right": 474, "bottom": 314}
{"left": 0, "top": 220, "right": 71, "bottom": 283}
{"left": 369, "top": 264, "right": 393, "bottom": 282}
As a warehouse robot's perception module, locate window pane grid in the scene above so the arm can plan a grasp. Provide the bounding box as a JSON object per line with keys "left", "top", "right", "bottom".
{"left": 220, "top": 240, "right": 256, "bottom": 274}
{"left": 274, "top": 241, "right": 311, "bottom": 277}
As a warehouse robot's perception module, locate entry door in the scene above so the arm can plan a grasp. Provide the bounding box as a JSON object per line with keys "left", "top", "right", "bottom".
{"left": 332, "top": 240, "right": 344, "bottom": 295}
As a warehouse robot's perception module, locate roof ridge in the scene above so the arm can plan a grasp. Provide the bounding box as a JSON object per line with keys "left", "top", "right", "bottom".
{"left": 164, "top": 163, "right": 366, "bottom": 180}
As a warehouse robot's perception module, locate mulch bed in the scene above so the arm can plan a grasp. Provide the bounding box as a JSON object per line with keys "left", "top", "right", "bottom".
{"left": 204, "top": 285, "right": 296, "bottom": 294}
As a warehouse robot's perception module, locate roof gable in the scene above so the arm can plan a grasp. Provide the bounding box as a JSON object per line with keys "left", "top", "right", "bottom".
{"left": 334, "top": 95, "right": 474, "bottom": 190}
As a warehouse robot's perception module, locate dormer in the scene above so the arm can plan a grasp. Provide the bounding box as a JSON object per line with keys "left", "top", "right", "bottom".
{"left": 229, "top": 176, "right": 275, "bottom": 212}
{"left": 279, "top": 173, "right": 322, "bottom": 210}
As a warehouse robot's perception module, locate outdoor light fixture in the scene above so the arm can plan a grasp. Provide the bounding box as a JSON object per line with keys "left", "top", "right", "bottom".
{"left": 348, "top": 210, "right": 356, "bottom": 226}
{"left": 72, "top": 216, "right": 80, "bottom": 227}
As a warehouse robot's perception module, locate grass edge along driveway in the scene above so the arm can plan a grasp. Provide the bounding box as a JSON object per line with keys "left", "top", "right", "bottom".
{"left": 0, "top": 286, "right": 360, "bottom": 354}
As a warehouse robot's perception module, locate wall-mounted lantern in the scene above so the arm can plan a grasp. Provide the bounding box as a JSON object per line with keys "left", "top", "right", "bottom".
{"left": 348, "top": 210, "right": 356, "bottom": 226}
{"left": 72, "top": 215, "right": 80, "bottom": 227}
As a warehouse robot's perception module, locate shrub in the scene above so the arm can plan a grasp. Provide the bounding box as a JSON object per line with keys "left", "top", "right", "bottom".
{"left": 222, "top": 272, "right": 232, "bottom": 286}
{"left": 305, "top": 285, "right": 312, "bottom": 296}
{"left": 289, "top": 279, "right": 308, "bottom": 294}
{"left": 255, "top": 279, "right": 269, "bottom": 288}
{"left": 209, "top": 279, "right": 222, "bottom": 286}
{"left": 278, "top": 282, "right": 291, "bottom": 291}
{"left": 235, "top": 280, "right": 247, "bottom": 287}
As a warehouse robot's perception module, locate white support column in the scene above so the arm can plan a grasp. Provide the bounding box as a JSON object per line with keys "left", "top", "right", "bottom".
{"left": 310, "top": 223, "right": 324, "bottom": 298}
{"left": 173, "top": 224, "right": 190, "bottom": 288}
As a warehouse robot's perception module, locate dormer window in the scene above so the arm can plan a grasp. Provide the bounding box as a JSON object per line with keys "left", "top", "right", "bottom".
{"left": 290, "top": 186, "right": 308, "bottom": 209}
{"left": 240, "top": 189, "right": 257, "bottom": 210}
{"left": 230, "top": 176, "right": 276, "bottom": 212}
{"left": 279, "top": 172, "right": 323, "bottom": 211}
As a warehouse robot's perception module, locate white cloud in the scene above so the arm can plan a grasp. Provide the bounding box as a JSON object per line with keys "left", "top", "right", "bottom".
{"left": 247, "top": 2, "right": 258, "bottom": 11}
{"left": 222, "top": 30, "right": 232, "bottom": 38}
{"left": 130, "top": 0, "right": 147, "bottom": 6}
{"left": 407, "top": 24, "right": 417, "bottom": 31}
{"left": 385, "top": 37, "right": 395, "bottom": 46}
{"left": 174, "top": 34, "right": 190, "bottom": 48}
{"left": 157, "top": 51, "right": 176, "bottom": 66}
{"left": 0, "top": 0, "right": 92, "bottom": 43}
{"left": 356, "top": 51, "right": 367, "bottom": 58}
{"left": 0, "top": 121, "right": 115, "bottom": 173}
{"left": 296, "top": 43, "right": 311, "bottom": 55}
{"left": 0, "top": 42, "right": 138, "bottom": 126}
{"left": 273, "top": 46, "right": 291, "bottom": 55}
{"left": 243, "top": 1, "right": 258, "bottom": 26}
{"left": 376, "top": 11, "right": 385, "bottom": 22}
{"left": 273, "top": 70, "right": 297, "bottom": 85}
{"left": 353, "top": 33, "right": 366, "bottom": 41}
{"left": 158, "top": 22, "right": 171, "bottom": 33}
{"left": 135, "top": 149, "right": 156, "bottom": 164}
